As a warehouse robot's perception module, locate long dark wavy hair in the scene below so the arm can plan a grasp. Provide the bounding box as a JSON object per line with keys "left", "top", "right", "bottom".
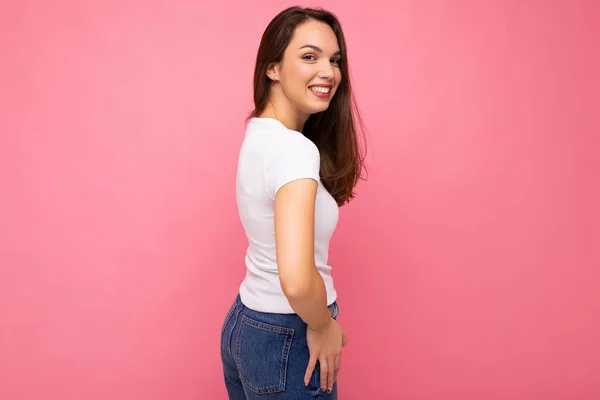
{"left": 248, "top": 6, "right": 367, "bottom": 206}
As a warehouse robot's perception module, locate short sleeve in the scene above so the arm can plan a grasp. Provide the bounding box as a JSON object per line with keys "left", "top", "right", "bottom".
{"left": 265, "top": 137, "right": 321, "bottom": 199}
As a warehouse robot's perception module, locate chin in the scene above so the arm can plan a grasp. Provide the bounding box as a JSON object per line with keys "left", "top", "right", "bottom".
{"left": 307, "top": 102, "right": 331, "bottom": 114}
{"left": 311, "top": 106, "right": 330, "bottom": 115}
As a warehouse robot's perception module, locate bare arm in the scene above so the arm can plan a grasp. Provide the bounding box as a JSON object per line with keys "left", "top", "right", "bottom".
{"left": 274, "top": 178, "right": 332, "bottom": 330}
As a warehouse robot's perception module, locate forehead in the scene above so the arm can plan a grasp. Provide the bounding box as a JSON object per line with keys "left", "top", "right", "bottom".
{"left": 288, "top": 20, "right": 340, "bottom": 52}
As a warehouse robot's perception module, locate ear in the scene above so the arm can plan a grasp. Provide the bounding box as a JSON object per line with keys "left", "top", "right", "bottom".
{"left": 266, "top": 62, "right": 280, "bottom": 81}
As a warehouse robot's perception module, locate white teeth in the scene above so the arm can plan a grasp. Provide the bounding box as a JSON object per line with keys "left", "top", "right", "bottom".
{"left": 310, "top": 86, "right": 330, "bottom": 94}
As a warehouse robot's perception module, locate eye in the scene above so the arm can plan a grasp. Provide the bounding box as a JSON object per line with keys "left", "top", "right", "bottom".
{"left": 331, "top": 58, "right": 342, "bottom": 66}
{"left": 302, "top": 54, "right": 317, "bottom": 61}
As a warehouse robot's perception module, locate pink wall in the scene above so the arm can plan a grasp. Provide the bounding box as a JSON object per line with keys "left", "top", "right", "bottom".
{"left": 1, "top": 1, "right": 599, "bottom": 399}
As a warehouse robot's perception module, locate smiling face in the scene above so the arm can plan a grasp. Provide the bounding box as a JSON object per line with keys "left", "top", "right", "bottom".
{"left": 267, "top": 19, "right": 343, "bottom": 118}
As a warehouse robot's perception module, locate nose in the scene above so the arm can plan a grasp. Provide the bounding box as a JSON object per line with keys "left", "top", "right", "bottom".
{"left": 318, "top": 60, "right": 335, "bottom": 80}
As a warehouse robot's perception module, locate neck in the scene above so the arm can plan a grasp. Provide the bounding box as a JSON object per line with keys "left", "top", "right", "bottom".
{"left": 258, "top": 85, "right": 308, "bottom": 132}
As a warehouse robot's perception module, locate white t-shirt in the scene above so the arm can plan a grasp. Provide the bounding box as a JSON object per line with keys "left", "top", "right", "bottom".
{"left": 236, "top": 117, "right": 339, "bottom": 314}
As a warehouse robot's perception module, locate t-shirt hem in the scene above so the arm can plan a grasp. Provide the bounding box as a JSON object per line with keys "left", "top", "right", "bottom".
{"left": 239, "top": 291, "right": 338, "bottom": 315}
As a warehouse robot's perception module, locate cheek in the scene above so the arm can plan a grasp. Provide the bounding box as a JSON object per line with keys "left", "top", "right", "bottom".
{"left": 295, "top": 64, "right": 317, "bottom": 86}
{"left": 281, "top": 63, "right": 314, "bottom": 92}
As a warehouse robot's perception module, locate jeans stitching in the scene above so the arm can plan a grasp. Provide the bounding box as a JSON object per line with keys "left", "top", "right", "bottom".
{"left": 279, "top": 323, "right": 293, "bottom": 395}
{"left": 242, "top": 316, "right": 295, "bottom": 334}
{"left": 228, "top": 302, "right": 242, "bottom": 361}
{"left": 221, "top": 302, "right": 236, "bottom": 336}
{"left": 220, "top": 301, "right": 236, "bottom": 357}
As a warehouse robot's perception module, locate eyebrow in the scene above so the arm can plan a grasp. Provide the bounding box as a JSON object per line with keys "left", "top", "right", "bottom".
{"left": 299, "top": 44, "right": 341, "bottom": 56}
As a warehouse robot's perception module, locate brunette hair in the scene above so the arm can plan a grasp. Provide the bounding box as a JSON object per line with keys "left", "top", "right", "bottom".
{"left": 248, "top": 6, "right": 367, "bottom": 206}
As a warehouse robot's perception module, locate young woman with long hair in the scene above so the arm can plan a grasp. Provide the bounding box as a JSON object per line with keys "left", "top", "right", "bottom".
{"left": 220, "top": 6, "right": 366, "bottom": 399}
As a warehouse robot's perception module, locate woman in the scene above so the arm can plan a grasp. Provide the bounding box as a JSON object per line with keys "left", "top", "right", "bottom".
{"left": 220, "top": 6, "right": 366, "bottom": 399}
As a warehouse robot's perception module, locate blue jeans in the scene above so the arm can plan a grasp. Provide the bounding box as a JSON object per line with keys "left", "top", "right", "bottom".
{"left": 220, "top": 294, "right": 340, "bottom": 399}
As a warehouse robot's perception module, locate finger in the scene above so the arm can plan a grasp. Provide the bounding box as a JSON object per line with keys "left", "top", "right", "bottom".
{"left": 320, "top": 358, "right": 328, "bottom": 391}
{"left": 333, "top": 353, "right": 342, "bottom": 382}
{"left": 327, "top": 357, "right": 335, "bottom": 392}
{"left": 304, "top": 356, "right": 317, "bottom": 386}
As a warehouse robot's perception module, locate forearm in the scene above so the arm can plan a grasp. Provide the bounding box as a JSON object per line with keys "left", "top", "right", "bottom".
{"left": 282, "top": 268, "right": 332, "bottom": 330}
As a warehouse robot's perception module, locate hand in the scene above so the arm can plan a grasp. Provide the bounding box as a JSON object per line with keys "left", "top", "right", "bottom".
{"left": 304, "top": 318, "right": 348, "bottom": 393}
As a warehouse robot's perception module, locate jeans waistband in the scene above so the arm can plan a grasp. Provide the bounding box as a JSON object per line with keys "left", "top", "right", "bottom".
{"left": 235, "top": 293, "right": 339, "bottom": 319}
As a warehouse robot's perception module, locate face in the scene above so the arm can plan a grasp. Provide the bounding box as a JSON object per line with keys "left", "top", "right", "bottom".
{"left": 268, "top": 19, "right": 343, "bottom": 117}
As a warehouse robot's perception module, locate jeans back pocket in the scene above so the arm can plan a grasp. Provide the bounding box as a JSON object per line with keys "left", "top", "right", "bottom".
{"left": 235, "top": 315, "right": 294, "bottom": 394}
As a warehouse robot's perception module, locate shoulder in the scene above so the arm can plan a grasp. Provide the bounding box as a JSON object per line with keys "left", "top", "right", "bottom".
{"left": 246, "top": 119, "right": 321, "bottom": 197}
{"left": 247, "top": 118, "right": 320, "bottom": 161}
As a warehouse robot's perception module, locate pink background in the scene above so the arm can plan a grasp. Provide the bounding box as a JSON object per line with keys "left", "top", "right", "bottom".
{"left": 1, "top": 1, "right": 599, "bottom": 399}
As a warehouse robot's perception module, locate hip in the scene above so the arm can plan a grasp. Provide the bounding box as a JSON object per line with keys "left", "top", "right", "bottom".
{"left": 220, "top": 294, "right": 340, "bottom": 397}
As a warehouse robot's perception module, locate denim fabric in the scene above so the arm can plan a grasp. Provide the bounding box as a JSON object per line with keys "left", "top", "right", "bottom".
{"left": 220, "top": 294, "right": 340, "bottom": 399}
